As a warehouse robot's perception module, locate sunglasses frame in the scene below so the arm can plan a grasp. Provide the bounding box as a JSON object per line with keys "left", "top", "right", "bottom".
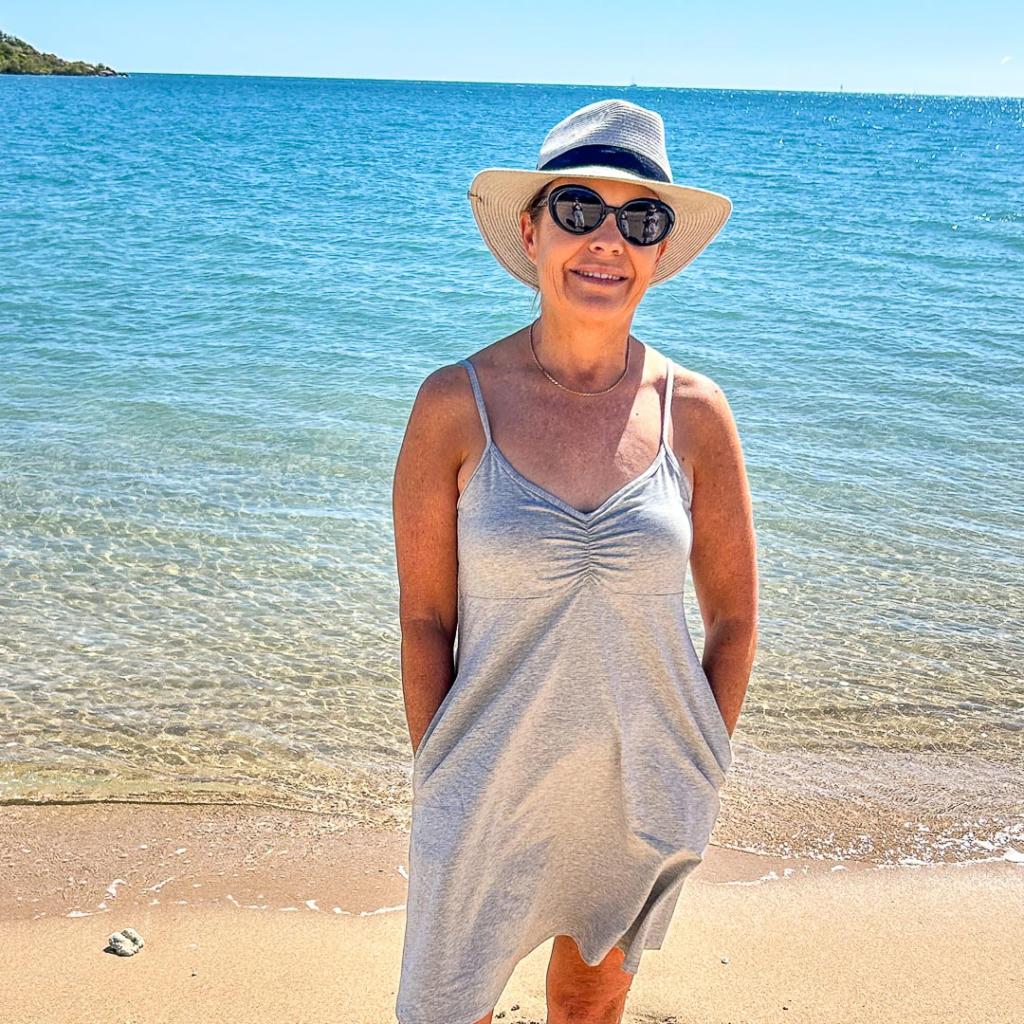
{"left": 537, "top": 184, "right": 676, "bottom": 247}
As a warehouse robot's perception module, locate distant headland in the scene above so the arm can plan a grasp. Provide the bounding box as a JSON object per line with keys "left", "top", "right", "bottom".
{"left": 0, "top": 30, "right": 126, "bottom": 76}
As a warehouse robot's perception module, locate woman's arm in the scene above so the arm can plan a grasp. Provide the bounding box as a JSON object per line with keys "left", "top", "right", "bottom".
{"left": 392, "top": 365, "right": 465, "bottom": 755}
{"left": 682, "top": 373, "right": 759, "bottom": 739}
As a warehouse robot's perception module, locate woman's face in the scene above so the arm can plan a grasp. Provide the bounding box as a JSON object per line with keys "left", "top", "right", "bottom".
{"left": 519, "top": 176, "right": 670, "bottom": 323}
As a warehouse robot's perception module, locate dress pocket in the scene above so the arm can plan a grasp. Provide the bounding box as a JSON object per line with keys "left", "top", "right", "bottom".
{"left": 413, "top": 710, "right": 442, "bottom": 766}
{"left": 412, "top": 683, "right": 460, "bottom": 787}
{"left": 707, "top": 687, "right": 730, "bottom": 741}
{"left": 694, "top": 667, "right": 733, "bottom": 774}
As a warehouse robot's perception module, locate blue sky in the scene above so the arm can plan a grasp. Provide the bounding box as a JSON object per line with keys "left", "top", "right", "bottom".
{"left": 5, "top": 0, "right": 1023, "bottom": 96}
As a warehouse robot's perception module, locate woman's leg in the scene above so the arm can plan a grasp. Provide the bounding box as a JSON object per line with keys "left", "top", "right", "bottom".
{"left": 545, "top": 935, "right": 635, "bottom": 1024}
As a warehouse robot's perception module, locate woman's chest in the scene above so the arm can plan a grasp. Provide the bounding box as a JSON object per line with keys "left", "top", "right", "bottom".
{"left": 457, "top": 451, "right": 693, "bottom": 599}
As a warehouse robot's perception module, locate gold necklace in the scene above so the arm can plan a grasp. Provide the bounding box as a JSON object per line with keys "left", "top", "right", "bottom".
{"left": 529, "top": 319, "right": 630, "bottom": 397}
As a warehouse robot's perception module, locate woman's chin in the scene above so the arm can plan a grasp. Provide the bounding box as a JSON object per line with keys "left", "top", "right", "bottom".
{"left": 555, "top": 288, "right": 636, "bottom": 321}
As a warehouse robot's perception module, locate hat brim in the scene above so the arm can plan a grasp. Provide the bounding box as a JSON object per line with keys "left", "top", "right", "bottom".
{"left": 467, "top": 166, "right": 732, "bottom": 289}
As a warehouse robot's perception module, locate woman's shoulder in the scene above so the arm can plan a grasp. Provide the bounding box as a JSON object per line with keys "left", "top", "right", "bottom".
{"left": 408, "top": 334, "right": 515, "bottom": 448}
{"left": 664, "top": 355, "right": 734, "bottom": 421}
{"left": 422, "top": 332, "right": 524, "bottom": 413}
{"left": 661, "top": 354, "right": 744, "bottom": 477}
{"left": 408, "top": 361, "right": 478, "bottom": 443}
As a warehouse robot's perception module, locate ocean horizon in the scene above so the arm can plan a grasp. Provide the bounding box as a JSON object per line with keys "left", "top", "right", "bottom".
{"left": 81, "top": 70, "right": 1024, "bottom": 102}
{"left": 1, "top": 73, "right": 1021, "bottom": 867}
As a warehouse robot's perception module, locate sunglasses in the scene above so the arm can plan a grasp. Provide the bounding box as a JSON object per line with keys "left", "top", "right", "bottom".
{"left": 536, "top": 184, "right": 676, "bottom": 247}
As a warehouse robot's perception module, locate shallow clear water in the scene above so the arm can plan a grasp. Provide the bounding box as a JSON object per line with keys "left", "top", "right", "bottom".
{"left": 1, "top": 75, "right": 1022, "bottom": 864}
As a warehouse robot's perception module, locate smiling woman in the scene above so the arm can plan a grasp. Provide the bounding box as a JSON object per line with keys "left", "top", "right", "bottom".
{"left": 392, "top": 99, "right": 758, "bottom": 1024}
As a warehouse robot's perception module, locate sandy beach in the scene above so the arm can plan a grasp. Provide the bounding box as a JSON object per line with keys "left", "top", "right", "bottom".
{"left": 1, "top": 802, "right": 1021, "bottom": 1023}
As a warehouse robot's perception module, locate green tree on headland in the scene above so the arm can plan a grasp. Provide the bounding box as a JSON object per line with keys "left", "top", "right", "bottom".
{"left": 0, "top": 30, "right": 126, "bottom": 76}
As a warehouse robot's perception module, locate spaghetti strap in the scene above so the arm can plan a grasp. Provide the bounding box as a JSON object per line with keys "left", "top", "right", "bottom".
{"left": 661, "top": 358, "right": 674, "bottom": 447}
{"left": 458, "top": 358, "right": 492, "bottom": 445}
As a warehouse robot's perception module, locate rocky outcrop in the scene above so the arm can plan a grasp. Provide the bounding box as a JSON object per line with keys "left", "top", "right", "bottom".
{"left": 0, "top": 31, "right": 127, "bottom": 76}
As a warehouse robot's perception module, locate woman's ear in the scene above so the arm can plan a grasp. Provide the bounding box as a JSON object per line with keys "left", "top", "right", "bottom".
{"left": 653, "top": 238, "right": 669, "bottom": 269}
{"left": 520, "top": 211, "right": 538, "bottom": 264}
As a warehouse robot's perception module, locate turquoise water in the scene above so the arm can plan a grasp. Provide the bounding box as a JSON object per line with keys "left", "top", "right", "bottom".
{"left": 1, "top": 75, "right": 1022, "bottom": 864}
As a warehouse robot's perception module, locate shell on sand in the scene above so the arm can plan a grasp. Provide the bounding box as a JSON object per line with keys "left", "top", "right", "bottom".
{"left": 107, "top": 932, "right": 138, "bottom": 957}
{"left": 107, "top": 928, "right": 145, "bottom": 957}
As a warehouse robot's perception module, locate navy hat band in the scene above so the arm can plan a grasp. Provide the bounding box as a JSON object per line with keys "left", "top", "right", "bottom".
{"left": 538, "top": 144, "right": 670, "bottom": 184}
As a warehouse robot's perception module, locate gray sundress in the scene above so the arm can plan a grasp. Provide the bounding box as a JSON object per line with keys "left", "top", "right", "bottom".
{"left": 396, "top": 352, "right": 733, "bottom": 1024}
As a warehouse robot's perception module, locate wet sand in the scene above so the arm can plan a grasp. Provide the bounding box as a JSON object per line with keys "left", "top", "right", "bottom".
{"left": 1, "top": 802, "right": 1021, "bottom": 1023}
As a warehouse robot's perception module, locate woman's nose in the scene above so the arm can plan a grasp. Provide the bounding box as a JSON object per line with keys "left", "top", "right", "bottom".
{"left": 587, "top": 216, "right": 624, "bottom": 256}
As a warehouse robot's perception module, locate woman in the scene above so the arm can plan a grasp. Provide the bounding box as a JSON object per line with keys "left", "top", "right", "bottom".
{"left": 392, "top": 99, "right": 758, "bottom": 1024}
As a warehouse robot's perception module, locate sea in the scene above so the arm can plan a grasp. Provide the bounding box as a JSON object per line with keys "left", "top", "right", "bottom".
{"left": 1, "top": 74, "right": 1022, "bottom": 867}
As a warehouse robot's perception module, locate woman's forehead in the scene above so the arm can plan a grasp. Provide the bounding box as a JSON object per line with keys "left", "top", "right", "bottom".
{"left": 547, "top": 176, "right": 661, "bottom": 202}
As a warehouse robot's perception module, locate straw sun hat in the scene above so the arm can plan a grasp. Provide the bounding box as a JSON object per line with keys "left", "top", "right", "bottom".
{"left": 468, "top": 99, "right": 732, "bottom": 289}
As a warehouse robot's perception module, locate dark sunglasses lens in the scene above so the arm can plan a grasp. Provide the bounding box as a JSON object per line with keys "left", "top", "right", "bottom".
{"left": 618, "top": 201, "right": 674, "bottom": 245}
{"left": 549, "top": 187, "right": 605, "bottom": 234}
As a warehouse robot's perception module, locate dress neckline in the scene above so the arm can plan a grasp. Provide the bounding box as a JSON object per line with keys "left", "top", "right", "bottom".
{"left": 457, "top": 353, "right": 689, "bottom": 523}
{"left": 489, "top": 440, "right": 674, "bottom": 522}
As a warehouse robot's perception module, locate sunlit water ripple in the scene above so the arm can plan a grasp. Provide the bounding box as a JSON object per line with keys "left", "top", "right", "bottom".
{"left": 1, "top": 75, "right": 1022, "bottom": 864}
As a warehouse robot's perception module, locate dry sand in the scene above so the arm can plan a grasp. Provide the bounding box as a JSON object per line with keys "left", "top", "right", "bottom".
{"left": 1, "top": 802, "right": 1021, "bottom": 1023}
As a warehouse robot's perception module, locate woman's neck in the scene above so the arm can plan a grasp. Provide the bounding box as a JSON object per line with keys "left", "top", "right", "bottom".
{"left": 530, "top": 312, "right": 636, "bottom": 391}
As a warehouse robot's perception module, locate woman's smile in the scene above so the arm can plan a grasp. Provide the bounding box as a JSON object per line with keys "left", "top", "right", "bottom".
{"left": 569, "top": 267, "right": 628, "bottom": 284}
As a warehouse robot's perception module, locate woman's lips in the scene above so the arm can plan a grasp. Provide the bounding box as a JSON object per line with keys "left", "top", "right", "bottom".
{"left": 570, "top": 268, "right": 627, "bottom": 284}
